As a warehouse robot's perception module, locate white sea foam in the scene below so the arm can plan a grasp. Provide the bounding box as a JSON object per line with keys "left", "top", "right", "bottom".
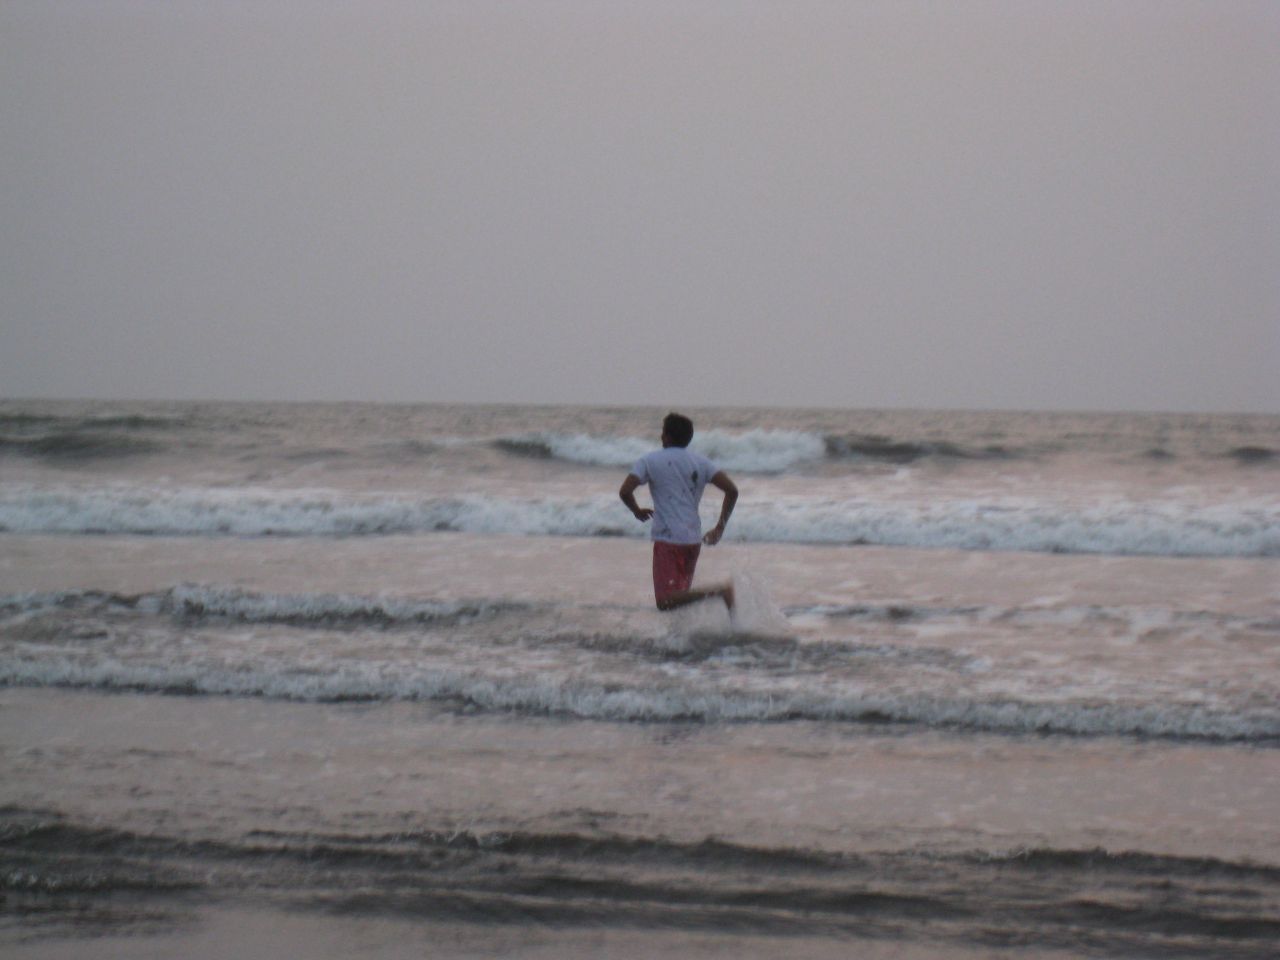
{"left": 0, "top": 486, "right": 619, "bottom": 539}
{"left": 539, "top": 433, "right": 652, "bottom": 467}
{"left": 692, "top": 430, "right": 827, "bottom": 473}
{"left": 3, "top": 656, "right": 1275, "bottom": 742}
{"left": 12, "top": 587, "right": 1263, "bottom": 643}
{"left": 3, "top": 582, "right": 1275, "bottom": 741}
{"left": 728, "top": 496, "right": 1280, "bottom": 558}
{"left": 2, "top": 485, "right": 1275, "bottom": 557}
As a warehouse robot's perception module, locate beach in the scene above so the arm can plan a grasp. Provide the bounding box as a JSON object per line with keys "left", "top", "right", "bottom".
{"left": 2, "top": 400, "right": 1278, "bottom": 956}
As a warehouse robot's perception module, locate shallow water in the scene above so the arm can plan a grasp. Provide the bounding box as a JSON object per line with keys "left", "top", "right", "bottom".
{"left": 2, "top": 401, "right": 1278, "bottom": 956}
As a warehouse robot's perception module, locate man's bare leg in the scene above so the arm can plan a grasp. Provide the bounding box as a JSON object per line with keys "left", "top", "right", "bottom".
{"left": 656, "top": 582, "right": 734, "bottom": 612}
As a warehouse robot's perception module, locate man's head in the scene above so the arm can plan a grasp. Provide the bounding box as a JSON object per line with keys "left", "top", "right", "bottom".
{"left": 661, "top": 412, "right": 694, "bottom": 448}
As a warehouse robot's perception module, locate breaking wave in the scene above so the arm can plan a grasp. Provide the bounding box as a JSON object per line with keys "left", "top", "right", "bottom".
{"left": 495, "top": 429, "right": 826, "bottom": 473}
{"left": 494, "top": 429, "right": 1036, "bottom": 472}
{"left": 3, "top": 655, "right": 1276, "bottom": 742}
{"left": 1, "top": 587, "right": 1275, "bottom": 743}
{"left": 1, "top": 485, "right": 1275, "bottom": 557}
{"left": 0, "top": 586, "right": 519, "bottom": 629}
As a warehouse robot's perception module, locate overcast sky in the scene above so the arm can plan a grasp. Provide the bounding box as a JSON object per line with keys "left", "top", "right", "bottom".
{"left": 2, "top": 1, "right": 1277, "bottom": 412}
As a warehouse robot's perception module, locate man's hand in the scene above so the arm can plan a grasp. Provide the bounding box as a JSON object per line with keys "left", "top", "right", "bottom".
{"left": 703, "top": 471, "right": 737, "bottom": 546}
{"left": 620, "top": 474, "right": 652, "bottom": 523}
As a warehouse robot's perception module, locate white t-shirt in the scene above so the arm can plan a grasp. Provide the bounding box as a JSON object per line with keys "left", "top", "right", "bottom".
{"left": 629, "top": 447, "right": 720, "bottom": 544}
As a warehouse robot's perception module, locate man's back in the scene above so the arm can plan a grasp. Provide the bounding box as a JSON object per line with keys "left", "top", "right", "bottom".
{"left": 630, "top": 447, "right": 717, "bottom": 545}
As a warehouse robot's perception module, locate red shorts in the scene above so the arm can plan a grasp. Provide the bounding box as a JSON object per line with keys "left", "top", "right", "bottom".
{"left": 652, "top": 541, "right": 701, "bottom": 604}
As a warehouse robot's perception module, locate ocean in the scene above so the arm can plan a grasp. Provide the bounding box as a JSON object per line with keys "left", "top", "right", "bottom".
{"left": 1, "top": 399, "right": 1277, "bottom": 958}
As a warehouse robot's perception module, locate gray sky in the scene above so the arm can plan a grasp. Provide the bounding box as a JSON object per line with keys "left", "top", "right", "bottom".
{"left": 2, "top": 1, "right": 1277, "bottom": 412}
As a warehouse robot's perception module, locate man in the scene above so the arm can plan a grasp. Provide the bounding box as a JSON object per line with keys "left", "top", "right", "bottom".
{"left": 619, "top": 412, "right": 738, "bottom": 610}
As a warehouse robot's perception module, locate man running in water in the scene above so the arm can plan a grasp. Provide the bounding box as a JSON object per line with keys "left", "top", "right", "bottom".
{"left": 619, "top": 412, "right": 738, "bottom": 610}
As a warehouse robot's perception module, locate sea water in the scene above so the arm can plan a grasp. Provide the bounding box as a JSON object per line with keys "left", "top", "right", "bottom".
{"left": 1, "top": 400, "right": 1277, "bottom": 958}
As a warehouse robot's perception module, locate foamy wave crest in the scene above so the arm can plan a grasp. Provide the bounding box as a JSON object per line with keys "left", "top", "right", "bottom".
{"left": 693, "top": 429, "right": 827, "bottom": 472}
{"left": 1, "top": 486, "right": 1275, "bottom": 557}
{"left": 496, "top": 433, "right": 651, "bottom": 466}
{"left": 0, "top": 486, "right": 625, "bottom": 538}
{"left": 732, "top": 497, "right": 1280, "bottom": 558}
{"left": 3, "top": 584, "right": 1274, "bottom": 741}
{"left": 160, "top": 585, "right": 517, "bottom": 627}
{"left": 3, "top": 657, "right": 1275, "bottom": 742}
{"left": 497, "top": 429, "right": 826, "bottom": 473}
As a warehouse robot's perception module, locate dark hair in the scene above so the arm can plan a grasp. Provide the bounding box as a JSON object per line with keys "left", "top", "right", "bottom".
{"left": 663, "top": 412, "right": 694, "bottom": 448}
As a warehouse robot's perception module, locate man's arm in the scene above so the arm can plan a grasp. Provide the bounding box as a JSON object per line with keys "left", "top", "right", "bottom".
{"left": 619, "top": 474, "right": 653, "bottom": 523}
{"left": 702, "top": 471, "right": 738, "bottom": 545}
